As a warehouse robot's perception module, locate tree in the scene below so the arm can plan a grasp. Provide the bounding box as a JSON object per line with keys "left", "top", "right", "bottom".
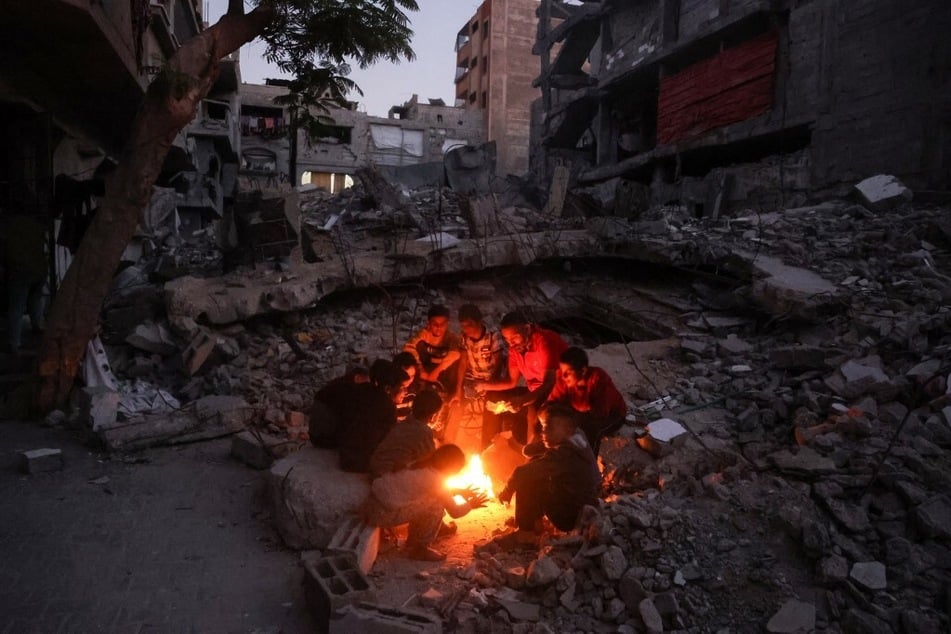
{"left": 34, "top": 0, "right": 419, "bottom": 412}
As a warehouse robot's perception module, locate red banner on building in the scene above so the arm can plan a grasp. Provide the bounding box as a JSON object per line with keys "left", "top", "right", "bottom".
{"left": 657, "top": 30, "right": 778, "bottom": 145}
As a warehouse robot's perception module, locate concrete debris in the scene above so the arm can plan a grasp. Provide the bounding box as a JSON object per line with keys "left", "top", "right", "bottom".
{"left": 849, "top": 561, "right": 887, "bottom": 591}
{"left": 45, "top": 163, "right": 951, "bottom": 632}
{"left": 18, "top": 448, "right": 64, "bottom": 474}
{"left": 526, "top": 556, "right": 561, "bottom": 588}
{"left": 268, "top": 448, "right": 370, "bottom": 550}
{"left": 125, "top": 321, "right": 178, "bottom": 356}
{"left": 766, "top": 599, "right": 816, "bottom": 633}
{"left": 854, "top": 174, "right": 913, "bottom": 210}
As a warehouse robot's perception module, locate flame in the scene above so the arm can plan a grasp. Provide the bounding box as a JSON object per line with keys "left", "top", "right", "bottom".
{"left": 486, "top": 400, "right": 513, "bottom": 415}
{"left": 446, "top": 455, "right": 495, "bottom": 505}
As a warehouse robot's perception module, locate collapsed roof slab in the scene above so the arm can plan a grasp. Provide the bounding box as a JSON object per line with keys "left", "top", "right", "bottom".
{"left": 166, "top": 215, "right": 840, "bottom": 327}
{"left": 165, "top": 229, "right": 600, "bottom": 325}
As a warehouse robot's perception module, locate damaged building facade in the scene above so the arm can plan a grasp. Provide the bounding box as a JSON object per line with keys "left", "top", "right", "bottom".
{"left": 237, "top": 84, "right": 486, "bottom": 191}
{"left": 532, "top": 0, "right": 951, "bottom": 213}
{"left": 455, "top": 0, "right": 539, "bottom": 177}
{"left": 0, "top": 0, "right": 240, "bottom": 276}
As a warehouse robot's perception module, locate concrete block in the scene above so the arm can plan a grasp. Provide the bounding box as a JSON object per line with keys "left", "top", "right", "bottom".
{"left": 230, "top": 430, "right": 294, "bottom": 470}
{"left": 18, "top": 448, "right": 64, "bottom": 474}
{"left": 854, "top": 174, "right": 912, "bottom": 210}
{"left": 327, "top": 515, "right": 381, "bottom": 574}
{"left": 330, "top": 602, "right": 441, "bottom": 633}
{"left": 268, "top": 448, "right": 371, "bottom": 550}
{"left": 304, "top": 554, "right": 376, "bottom": 632}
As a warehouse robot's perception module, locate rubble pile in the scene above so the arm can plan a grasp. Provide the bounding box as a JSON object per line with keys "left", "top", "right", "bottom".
{"left": 51, "top": 169, "right": 951, "bottom": 630}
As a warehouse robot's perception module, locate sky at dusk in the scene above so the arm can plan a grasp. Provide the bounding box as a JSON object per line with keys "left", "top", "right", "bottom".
{"left": 205, "top": 0, "right": 484, "bottom": 116}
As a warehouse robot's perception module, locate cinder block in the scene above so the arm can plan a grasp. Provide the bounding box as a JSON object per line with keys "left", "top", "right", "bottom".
{"left": 18, "top": 448, "right": 64, "bottom": 474}
{"left": 327, "top": 515, "right": 381, "bottom": 574}
{"left": 330, "top": 602, "right": 442, "bottom": 633}
{"left": 303, "top": 554, "right": 376, "bottom": 633}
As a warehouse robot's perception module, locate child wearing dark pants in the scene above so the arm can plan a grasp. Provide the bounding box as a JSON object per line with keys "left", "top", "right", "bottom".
{"left": 496, "top": 404, "right": 600, "bottom": 546}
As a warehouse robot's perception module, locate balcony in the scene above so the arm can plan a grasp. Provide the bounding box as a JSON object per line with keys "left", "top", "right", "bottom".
{"left": 187, "top": 99, "right": 239, "bottom": 160}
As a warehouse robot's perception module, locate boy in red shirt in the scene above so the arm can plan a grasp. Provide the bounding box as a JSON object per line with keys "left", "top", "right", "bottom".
{"left": 547, "top": 346, "right": 627, "bottom": 456}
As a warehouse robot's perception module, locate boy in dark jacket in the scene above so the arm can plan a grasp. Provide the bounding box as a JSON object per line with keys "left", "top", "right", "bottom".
{"left": 369, "top": 389, "right": 442, "bottom": 478}
{"left": 496, "top": 403, "right": 600, "bottom": 546}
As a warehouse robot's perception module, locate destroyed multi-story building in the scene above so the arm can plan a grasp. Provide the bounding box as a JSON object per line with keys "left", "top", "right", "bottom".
{"left": 295, "top": 93, "right": 486, "bottom": 189}
{"left": 454, "top": 0, "right": 539, "bottom": 177}
{"left": 239, "top": 81, "right": 294, "bottom": 191}
{"left": 0, "top": 0, "right": 240, "bottom": 261}
{"left": 532, "top": 0, "right": 951, "bottom": 213}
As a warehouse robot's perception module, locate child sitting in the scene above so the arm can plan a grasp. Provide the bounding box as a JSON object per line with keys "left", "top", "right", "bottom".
{"left": 496, "top": 403, "right": 600, "bottom": 547}
{"left": 360, "top": 444, "right": 487, "bottom": 561}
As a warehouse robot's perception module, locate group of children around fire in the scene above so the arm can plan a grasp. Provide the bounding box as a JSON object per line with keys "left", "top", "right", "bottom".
{"left": 308, "top": 303, "right": 627, "bottom": 560}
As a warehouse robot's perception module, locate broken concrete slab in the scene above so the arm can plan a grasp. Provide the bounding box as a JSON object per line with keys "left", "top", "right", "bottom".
{"left": 766, "top": 598, "right": 816, "bottom": 633}
{"left": 268, "top": 448, "right": 371, "bottom": 550}
{"left": 330, "top": 603, "right": 441, "bottom": 633}
{"left": 746, "top": 254, "right": 838, "bottom": 319}
{"left": 18, "top": 448, "right": 64, "bottom": 474}
{"left": 125, "top": 321, "right": 178, "bottom": 356}
{"left": 849, "top": 561, "right": 887, "bottom": 591}
{"left": 854, "top": 174, "right": 912, "bottom": 210}
{"left": 165, "top": 229, "right": 599, "bottom": 324}
{"left": 230, "top": 430, "right": 295, "bottom": 470}
{"left": 99, "top": 395, "right": 252, "bottom": 451}
{"left": 769, "top": 447, "right": 837, "bottom": 477}
{"left": 914, "top": 495, "right": 951, "bottom": 540}
{"left": 636, "top": 418, "right": 688, "bottom": 458}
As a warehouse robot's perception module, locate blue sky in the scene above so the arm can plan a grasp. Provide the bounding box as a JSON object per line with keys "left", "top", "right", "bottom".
{"left": 206, "top": 0, "right": 484, "bottom": 116}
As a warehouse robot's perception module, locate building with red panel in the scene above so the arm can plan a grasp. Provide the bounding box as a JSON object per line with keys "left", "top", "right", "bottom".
{"left": 532, "top": 0, "right": 950, "bottom": 215}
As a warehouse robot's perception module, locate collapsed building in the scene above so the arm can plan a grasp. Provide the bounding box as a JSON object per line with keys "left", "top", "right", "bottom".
{"left": 1, "top": 2, "right": 950, "bottom": 633}
{"left": 532, "top": 0, "right": 951, "bottom": 213}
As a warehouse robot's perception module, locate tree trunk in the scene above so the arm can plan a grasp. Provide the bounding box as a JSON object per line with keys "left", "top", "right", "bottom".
{"left": 35, "top": 7, "right": 274, "bottom": 413}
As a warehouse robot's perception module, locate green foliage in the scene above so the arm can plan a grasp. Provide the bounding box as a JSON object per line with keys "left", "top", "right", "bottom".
{"left": 261, "top": 0, "right": 418, "bottom": 72}
{"left": 248, "top": 0, "right": 419, "bottom": 139}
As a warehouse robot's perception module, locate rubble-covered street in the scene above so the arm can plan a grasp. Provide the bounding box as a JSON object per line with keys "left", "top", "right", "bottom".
{"left": 3, "top": 166, "right": 950, "bottom": 633}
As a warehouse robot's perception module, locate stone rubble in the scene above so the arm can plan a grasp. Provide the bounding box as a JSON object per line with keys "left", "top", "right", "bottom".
{"left": 46, "top": 170, "right": 951, "bottom": 631}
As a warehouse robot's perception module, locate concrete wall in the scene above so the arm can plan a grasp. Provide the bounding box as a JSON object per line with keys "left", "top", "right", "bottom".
{"left": 809, "top": 0, "right": 950, "bottom": 189}
{"left": 239, "top": 83, "right": 292, "bottom": 185}
{"left": 484, "top": 0, "right": 539, "bottom": 176}
{"left": 533, "top": 0, "right": 951, "bottom": 203}
{"left": 295, "top": 96, "right": 485, "bottom": 183}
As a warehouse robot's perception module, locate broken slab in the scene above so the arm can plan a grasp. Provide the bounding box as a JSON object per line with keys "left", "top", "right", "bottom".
{"left": 330, "top": 603, "right": 442, "bottom": 634}
{"left": 766, "top": 598, "right": 816, "bottom": 633}
{"left": 854, "top": 174, "right": 912, "bottom": 211}
{"left": 268, "top": 447, "right": 371, "bottom": 550}
{"left": 745, "top": 254, "right": 838, "bottom": 319}
{"left": 636, "top": 418, "right": 688, "bottom": 458}
{"left": 769, "top": 447, "right": 837, "bottom": 477}
{"left": 914, "top": 495, "right": 951, "bottom": 540}
{"left": 165, "top": 229, "right": 598, "bottom": 325}
{"left": 849, "top": 561, "right": 887, "bottom": 591}
{"left": 824, "top": 359, "right": 900, "bottom": 401}
{"left": 99, "top": 395, "right": 252, "bottom": 451}
{"left": 125, "top": 321, "right": 177, "bottom": 356}
{"left": 230, "top": 430, "right": 295, "bottom": 470}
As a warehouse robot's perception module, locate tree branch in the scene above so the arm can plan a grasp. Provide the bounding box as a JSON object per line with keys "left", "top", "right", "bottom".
{"left": 227, "top": 0, "right": 244, "bottom": 16}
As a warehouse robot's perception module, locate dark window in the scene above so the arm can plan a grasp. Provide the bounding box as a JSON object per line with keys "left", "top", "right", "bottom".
{"left": 481, "top": 91, "right": 487, "bottom": 108}
{"left": 437, "top": 114, "right": 444, "bottom": 123}
{"left": 482, "top": 20, "right": 489, "bottom": 38}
